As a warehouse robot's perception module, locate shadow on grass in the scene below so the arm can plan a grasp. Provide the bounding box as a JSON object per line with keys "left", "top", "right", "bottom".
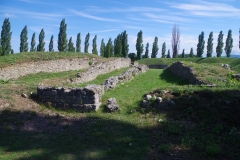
{"left": 159, "top": 69, "right": 189, "bottom": 85}
{"left": 143, "top": 89, "right": 240, "bottom": 160}
{"left": 0, "top": 109, "right": 153, "bottom": 160}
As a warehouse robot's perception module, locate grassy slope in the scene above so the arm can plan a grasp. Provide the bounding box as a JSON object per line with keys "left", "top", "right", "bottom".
{"left": 0, "top": 52, "right": 99, "bottom": 68}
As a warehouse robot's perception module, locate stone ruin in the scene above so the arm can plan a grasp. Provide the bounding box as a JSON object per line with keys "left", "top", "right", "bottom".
{"left": 37, "top": 84, "right": 104, "bottom": 112}
{"left": 37, "top": 64, "right": 148, "bottom": 112}
{"left": 104, "top": 65, "right": 148, "bottom": 90}
{"left": 167, "top": 61, "right": 207, "bottom": 85}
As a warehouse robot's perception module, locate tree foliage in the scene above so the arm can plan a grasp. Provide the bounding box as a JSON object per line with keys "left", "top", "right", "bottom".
{"left": 181, "top": 49, "right": 185, "bottom": 58}
{"left": 197, "top": 31, "right": 205, "bottom": 57}
{"left": 68, "top": 37, "right": 75, "bottom": 52}
{"left": 76, "top": 33, "right": 81, "bottom": 52}
{"left": 128, "top": 53, "right": 137, "bottom": 62}
{"left": 172, "top": 24, "right": 180, "bottom": 58}
{"left": 37, "top": 29, "right": 45, "bottom": 52}
{"left": 136, "top": 30, "right": 144, "bottom": 60}
{"left": 206, "top": 32, "right": 213, "bottom": 57}
{"left": 30, "top": 32, "right": 36, "bottom": 52}
{"left": 166, "top": 49, "right": 171, "bottom": 58}
{"left": 100, "top": 39, "right": 105, "bottom": 57}
{"left": 1, "top": 18, "right": 12, "bottom": 56}
{"left": 84, "top": 33, "right": 90, "bottom": 53}
{"left": 190, "top": 48, "right": 194, "bottom": 58}
{"left": 143, "top": 43, "right": 149, "bottom": 58}
{"left": 49, "top": 35, "right": 54, "bottom": 52}
{"left": 104, "top": 38, "right": 113, "bottom": 58}
{"left": 151, "top": 37, "right": 159, "bottom": 58}
{"left": 161, "top": 42, "right": 166, "bottom": 58}
{"left": 114, "top": 34, "right": 122, "bottom": 57}
{"left": 224, "top": 29, "right": 233, "bottom": 58}
{"left": 121, "top": 31, "right": 129, "bottom": 58}
{"left": 58, "top": 19, "right": 67, "bottom": 52}
{"left": 20, "top": 25, "right": 28, "bottom": 52}
{"left": 92, "top": 35, "right": 98, "bottom": 55}
{"left": 216, "top": 31, "right": 224, "bottom": 57}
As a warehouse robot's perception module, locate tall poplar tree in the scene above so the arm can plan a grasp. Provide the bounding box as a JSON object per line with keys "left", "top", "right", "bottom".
{"left": 58, "top": 19, "right": 67, "bottom": 52}
{"left": 100, "top": 39, "right": 105, "bottom": 57}
{"left": 68, "top": 37, "right": 75, "bottom": 52}
{"left": 37, "top": 29, "right": 45, "bottom": 52}
{"left": 76, "top": 33, "right": 81, "bottom": 52}
{"left": 161, "top": 42, "right": 166, "bottom": 58}
{"left": 144, "top": 42, "right": 149, "bottom": 58}
{"left": 121, "top": 31, "right": 129, "bottom": 57}
{"left": 92, "top": 35, "right": 98, "bottom": 55}
{"left": 197, "top": 31, "right": 205, "bottom": 57}
{"left": 216, "top": 31, "right": 224, "bottom": 57}
{"left": 20, "top": 25, "right": 28, "bottom": 52}
{"left": 151, "top": 37, "right": 159, "bottom": 58}
{"left": 136, "top": 30, "right": 144, "bottom": 60}
{"left": 1, "top": 18, "right": 12, "bottom": 56}
{"left": 49, "top": 35, "right": 54, "bottom": 52}
{"left": 166, "top": 49, "right": 171, "bottom": 58}
{"left": 224, "top": 29, "right": 233, "bottom": 57}
{"left": 84, "top": 33, "right": 90, "bottom": 53}
{"left": 181, "top": 49, "right": 185, "bottom": 58}
{"left": 0, "top": 38, "right": 2, "bottom": 54}
{"left": 30, "top": 32, "right": 36, "bottom": 52}
{"left": 206, "top": 32, "right": 213, "bottom": 57}
{"left": 105, "top": 38, "right": 113, "bottom": 58}
{"left": 189, "top": 48, "right": 194, "bottom": 58}
{"left": 114, "top": 34, "right": 122, "bottom": 57}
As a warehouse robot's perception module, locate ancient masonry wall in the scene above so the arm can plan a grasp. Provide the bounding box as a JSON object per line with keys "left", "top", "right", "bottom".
{"left": 71, "top": 58, "right": 131, "bottom": 84}
{"left": 167, "top": 61, "right": 206, "bottom": 85}
{"left": 0, "top": 58, "right": 99, "bottom": 80}
{"left": 37, "top": 64, "right": 148, "bottom": 112}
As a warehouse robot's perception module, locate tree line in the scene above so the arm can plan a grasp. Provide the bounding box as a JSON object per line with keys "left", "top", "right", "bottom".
{"left": 0, "top": 18, "right": 233, "bottom": 59}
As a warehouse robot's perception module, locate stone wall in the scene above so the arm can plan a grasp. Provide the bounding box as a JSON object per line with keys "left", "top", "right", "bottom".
{"left": 71, "top": 58, "right": 131, "bottom": 84}
{"left": 167, "top": 61, "right": 206, "bottom": 85}
{"left": 37, "top": 84, "right": 104, "bottom": 112}
{"left": 37, "top": 64, "right": 148, "bottom": 112}
{"left": 0, "top": 58, "right": 99, "bottom": 80}
{"left": 104, "top": 65, "right": 148, "bottom": 90}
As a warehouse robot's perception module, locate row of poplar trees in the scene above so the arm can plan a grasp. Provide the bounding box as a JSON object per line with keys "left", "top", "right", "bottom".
{"left": 196, "top": 30, "right": 233, "bottom": 57}
{"left": 0, "top": 18, "right": 234, "bottom": 58}
{"left": 0, "top": 18, "right": 130, "bottom": 58}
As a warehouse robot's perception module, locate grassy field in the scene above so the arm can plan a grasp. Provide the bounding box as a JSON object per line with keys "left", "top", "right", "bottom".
{"left": 0, "top": 56, "right": 240, "bottom": 159}
{"left": 0, "top": 52, "right": 99, "bottom": 68}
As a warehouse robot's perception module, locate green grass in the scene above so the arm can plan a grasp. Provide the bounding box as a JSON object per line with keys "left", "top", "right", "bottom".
{"left": 0, "top": 60, "right": 240, "bottom": 159}
{"left": 0, "top": 52, "right": 99, "bottom": 68}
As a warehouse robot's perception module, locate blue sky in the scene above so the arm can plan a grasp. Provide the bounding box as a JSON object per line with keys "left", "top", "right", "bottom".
{"left": 0, "top": 0, "right": 240, "bottom": 57}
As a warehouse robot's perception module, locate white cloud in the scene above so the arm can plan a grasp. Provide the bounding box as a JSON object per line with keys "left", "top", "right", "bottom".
{"left": 0, "top": 7, "right": 64, "bottom": 21}
{"left": 170, "top": 1, "right": 240, "bottom": 18}
{"left": 4, "top": 13, "right": 16, "bottom": 18}
{"left": 69, "top": 9, "right": 122, "bottom": 22}
{"left": 142, "top": 13, "right": 191, "bottom": 23}
{"left": 90, "top": 29, "right": 119, "bottom": 34}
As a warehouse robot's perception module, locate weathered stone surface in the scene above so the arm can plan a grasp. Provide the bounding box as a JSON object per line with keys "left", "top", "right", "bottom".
{"left": 104, "top": 76, "right": 118, "bottom": 90}
{"left": 0, "top": 58, "right": 99, "bottom": 80}
{"left": 37, "top": 84, "right": 104, "bottom": 111}
{"left": 142, "top": 100, "right": 150, "bottom": 107}
{"left": 145, "top": 95, "right": 152, "bottom": 101}
{"left": 221, "top": 64, "right": 230, "bottom": 70}
{"left": 168, "top": 61, "right": 207, "bottom": 85}
{"left": 232, "top": 74, "right": 240, "bottom": 81}
{"left": 71, "top": 58, "right": 131, "bottom": 84}
{"left": 107, "top": 98, "right": 119, "bottom": 112}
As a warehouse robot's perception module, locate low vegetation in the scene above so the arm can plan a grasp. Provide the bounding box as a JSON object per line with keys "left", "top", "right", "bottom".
{"left": 0, "top": 56, "right": 239, "bottom": 159}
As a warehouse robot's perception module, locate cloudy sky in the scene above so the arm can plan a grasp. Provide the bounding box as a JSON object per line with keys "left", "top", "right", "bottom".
{"left": 0, "top": 0, "right": 240, "bottom": 57}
